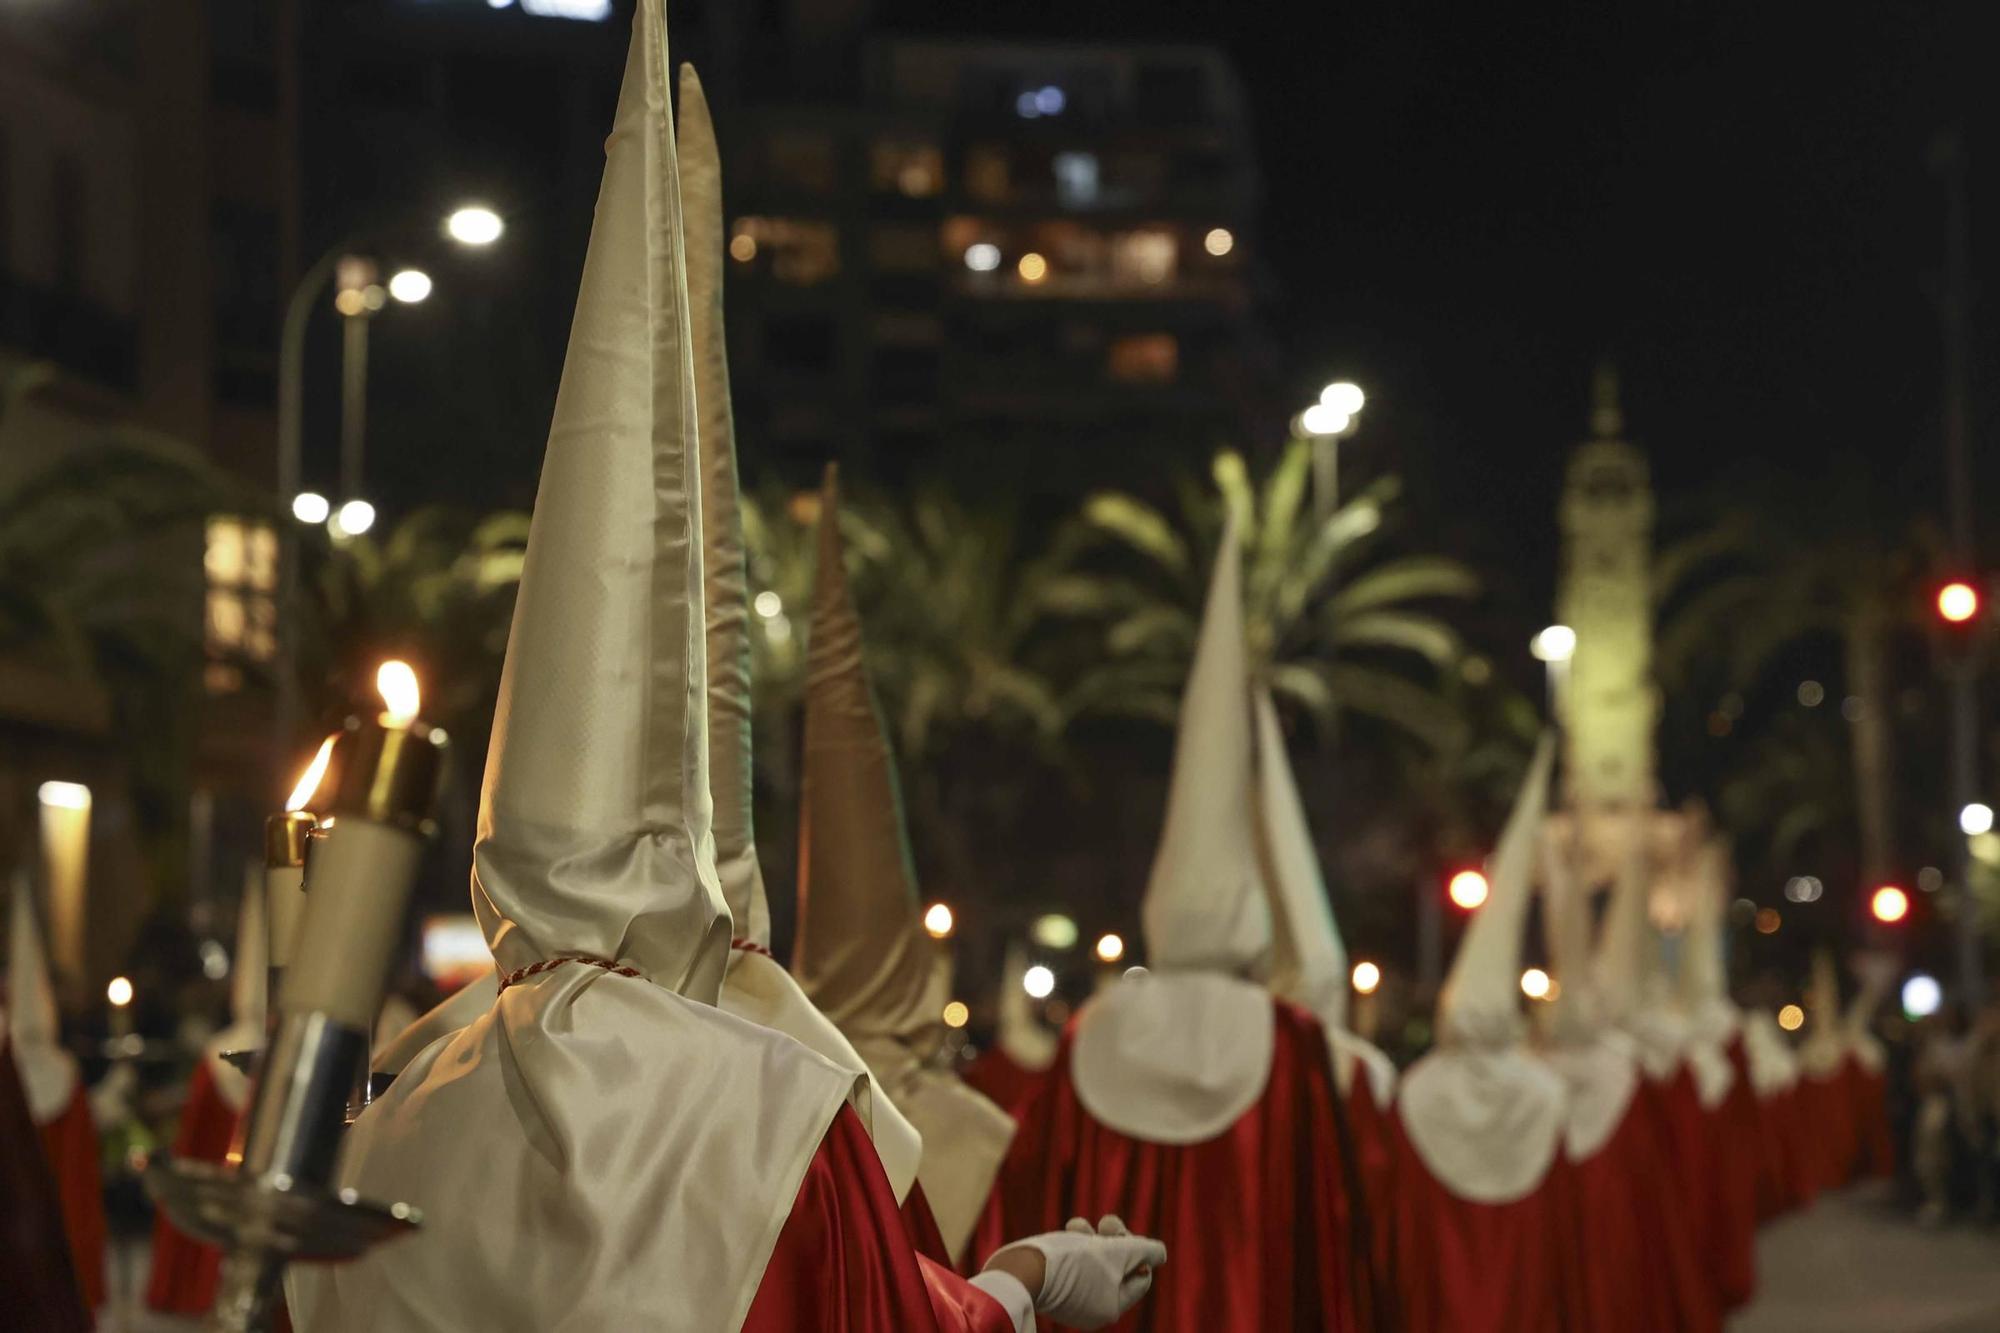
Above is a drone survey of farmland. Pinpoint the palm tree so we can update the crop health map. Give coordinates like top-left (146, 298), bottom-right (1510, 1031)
top-left (1054, 440), bottom-right (1479, 752)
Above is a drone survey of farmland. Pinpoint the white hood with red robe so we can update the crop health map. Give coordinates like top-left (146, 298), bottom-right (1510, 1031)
top-left (1070, 517), bottom-right (1280, 1144)
top-left (290, 8), bottom-right (864, 1325)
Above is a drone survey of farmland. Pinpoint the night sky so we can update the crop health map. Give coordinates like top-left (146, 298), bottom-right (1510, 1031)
top-left (877, 0), bottom-right (1994, 623)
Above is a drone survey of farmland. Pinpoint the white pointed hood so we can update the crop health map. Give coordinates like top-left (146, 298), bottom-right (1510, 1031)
top-left (469, 0), bottom-right (729, 1001)
top-left (1398, 735), bottom-right (1567, 1203)
top-left (1678, 837), bottom-right (1736, 1036)
top-left (203, 881), bottom-right (267, 1111)
top-left (1141, 515), bottom-right (1269, 972)
top-left (1252, 689), bottom-right (1394, 1105)
top-left (996, 942), bottom-right (1057, 1072)
top-left (1799, 950), bottom-right (1847, 1078)
top-left (1538, 828), bottom-right (1640, 1161)
top-left (1595, 823), bottom-right (1689, 1080)
top-left (7, 874), bottom-right (77, 1123)
top-left (680, 64), bottom-right (770, 950)
top-left (291, 14), bottom-right (862, 1327)
top-left (1843, 952), bottom-right (1895, 1074)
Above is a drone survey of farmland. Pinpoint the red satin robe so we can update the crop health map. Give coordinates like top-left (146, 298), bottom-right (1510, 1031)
top-left (1756, 1083), bottom-right (1816, 1217)
top-left (38, 1079), bottom-right (106, 1310)
top-left (1560, 1099), bottom-right (1718, 1333)
top-left (745, 1103), bottom-right (1014, 1333)
top-left (1799, 1067), bottom-right (1857, 1194)
top-left (1706, 1057), bottom-right (1762, 1308)
top-left (975, 1000), bottom-right (1360, 1332)
top-left (1, 1042), bottom-right (91, 1332)
top-left (1339, 1070), bottom-right (1397, 1330)
top-left (902, 1180), bottom-right (955, 1268)
top-left (1387, 1116), bottom-right (1571, 1333)
top-left (964, 1047), bottom-right (1049, 1118)
top-left (146, 1058), bottom-right (242, 1312)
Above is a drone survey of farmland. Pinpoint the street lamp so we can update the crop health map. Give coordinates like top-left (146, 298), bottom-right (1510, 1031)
top-left (275, 205), bottom-right (503, 779)
top-left (1298, 380), bottom-right (1364, 523)
top-left (1531, 624), bottom-right (1576, 720)
top-left (388, 269), bottom-right (433, 304)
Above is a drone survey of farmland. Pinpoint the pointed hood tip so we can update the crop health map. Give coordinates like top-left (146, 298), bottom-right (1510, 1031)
top-left (1254, 688), bottom-right (1347, 1028)
top-left (794, 473), bottom-right (943, 1046)
top-left (471, 0), bottom-right (728, 999)
top-left (1141, 514), bottom-right (1270, 974)
top-left (1438, 733), bottom-right (1555, 1046)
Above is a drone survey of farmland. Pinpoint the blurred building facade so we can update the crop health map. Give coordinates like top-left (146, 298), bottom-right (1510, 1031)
top-left (718, 33), bottom-right (1269, 487)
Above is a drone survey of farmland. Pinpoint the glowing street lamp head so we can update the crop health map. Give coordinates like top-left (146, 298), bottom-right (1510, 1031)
top-left (1448, 868), bottom-right (1490, 911)
top-left (1022, 965), bottom-right (1056, 999)
top-left (446, 206), bottom-right (504, 246)
top-left (1530, 625), bottom-right (1577, 662)
top-left (1094, 932), bottom-right (1126, 964)
top-left (37, 780), bottom-right (92, 811)
top-left (292, 491), bottom-right (331, 524)
top-left (1961, 803), bottom-right (1994, 836)
top-left (1319, 381), bottom-right (1365, 416)
top-left (286, 735), bottom-right (338, 811)
top-left (332, 499), bottom-right (377, 537)
top-left (377, 660), bottom-right (421, 726)
top-left (1937, 581), bottom-right (1980, 624)
top-left (1351, 960), bottom-right (1381, 995)
top-left (1300, 403), bottom-right (1352, 437)
top-left (1902, 973), bottom-right (1942, 1019)
top-left (1870, 885), bottom-right (1909, 924)
top-left (106, 976), bottom-right (134, 1008)
top-left (387, 268), bottom-right (433, 304)
top-left (1520, 967), bottom-right (1551, 1000)
top-left (922, 902), bottom-right (956, 938)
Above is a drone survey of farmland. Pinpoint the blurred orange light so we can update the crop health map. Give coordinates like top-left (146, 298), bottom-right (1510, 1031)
top-left (1777, 1003), bottom-right (1805, 1032)
top-left (1871, 885), bottom-right (1910, 924)
top-left (1017, 252), bottom-right (1049, 283)
top-left (1755, 907), bottom-right (1781, 934)
top-left (1351, 960), bottom-right (1381, 995)
top-left (1937, 582), bottom-right (1980, 624)
top-left (922, 902), bottom-right (955, 938)
top-left (1448, 869), bottom-right (1489, 911)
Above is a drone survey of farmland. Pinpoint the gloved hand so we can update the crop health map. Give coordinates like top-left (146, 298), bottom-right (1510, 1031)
top-left (983, 1215), bottom-right (1167, 1330)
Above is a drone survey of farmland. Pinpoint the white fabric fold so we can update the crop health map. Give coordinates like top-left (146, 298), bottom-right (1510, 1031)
top-left (1070, 971), bottom-right (1275, 1144)
top-left (6, 872), bottom-right (77, 1123)
top-left (865, 1046), bottom-right (1018, 1261)
top-left (369, 968), bottom-right (499, 1078)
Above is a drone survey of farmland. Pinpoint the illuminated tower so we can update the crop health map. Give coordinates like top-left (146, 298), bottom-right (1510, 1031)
top-left (1556, 363), bottom-right (1657, 851)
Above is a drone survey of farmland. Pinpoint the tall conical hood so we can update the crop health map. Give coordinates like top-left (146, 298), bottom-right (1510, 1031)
top-left (7, 874), bottom-right (77, 1122)
top-left (1141, 516), bottom-right (1269, 972)
top-left (470, 0), bottom-right (729, 1001)
top-left (679, 65), bottom-right (770, 949)
top-left (1438, 734), bottom-right (1554, 1047)
top-left (1593, 822), bottom-right (1653, 1024)
top-left (793, 465), bottom-right (945, 1046)
top-left (1253, 688), bottom-right (1346, 1027)
top-left (1800, 948), bottom-right (1846, 1074)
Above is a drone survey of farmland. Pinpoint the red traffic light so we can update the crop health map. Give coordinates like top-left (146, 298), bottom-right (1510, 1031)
top-left (1937, 581), bottom-right (1981, 624)
top-left (1447, 869), bottom-right (1490, 911)
top-left (1870, 885), bottom-right (1910, 924)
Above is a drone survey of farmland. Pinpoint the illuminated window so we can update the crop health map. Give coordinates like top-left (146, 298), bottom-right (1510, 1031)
top-left (732, 217), bottom-right (839, 286)
top-left (870, 140), bottom-right (944, 198)
top-left (1053, 152), bottom-right (1100, 208)
top-left (1111, 230), bottom-right (1176, 286)
top-left (204, 516), bottom-right (277, 685)
top-left (1107, 334), bottom-right (1179, 384)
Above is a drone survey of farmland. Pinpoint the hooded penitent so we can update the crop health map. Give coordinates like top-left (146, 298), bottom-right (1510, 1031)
top-left (1597, 827), bottom-right (1691, 1081)
top-left (1070, 517), bottom-right (1280, 1144)
top-left (1538, 827), bottom-right (1637, 1162)
top-left (1675, 836), bottom-right (1740, 1108)
top-left (681, 65), bottom-right (922, 1210)
top-left (1252, 688), bottom-right (1394, 1107)
top-left (289, 10), bottom-right (862, 1325)
top-left (7, 873), bottom-right (77, 1125)
top-left (1398, 735), bottom-right (1566, 1203)
top-left (1798, 950), bottom-right (1847, 1078)
top-left (793, 465), bottom-right (1012, 1261)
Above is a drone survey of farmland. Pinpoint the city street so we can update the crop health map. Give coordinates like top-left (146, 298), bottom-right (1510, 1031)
top-left (1734, 1185), bottom-right (2000, 1333)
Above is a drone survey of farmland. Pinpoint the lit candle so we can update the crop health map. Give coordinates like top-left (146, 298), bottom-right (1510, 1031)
top-left (265, 735), bottom-right (333, 975)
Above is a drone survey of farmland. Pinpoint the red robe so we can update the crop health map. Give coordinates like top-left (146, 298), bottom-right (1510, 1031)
top-left (1798, 1067), bottom-right (1857, 1194)
top-left (2, 1043), bottom-right (91, 1332)
top-left (1387, 1116), bottom-right (1570, 1333)
top-left (146, 1059), bottom-right (242, 1312)
top-left (975, 1001), bottom-right (1360, 1332)
top-left (1845, 1058), bottom-right (1894, 1181)
top-left (964, 1047), bottom-right (1050, 1119)
top-left (1703, 1045), bottom-right (1761, 1308)
top-left (1559, 1102), bottom-right (1718, 1333)
top-left (37, 1079), bottom-right (106, 1310)
top-left (1340, 1072), bottom-right (1397, 1330)
top-left (902, 1180), bottom-right (955, 1268)
top-left (745, 1104), bottom-right (1014, 1333)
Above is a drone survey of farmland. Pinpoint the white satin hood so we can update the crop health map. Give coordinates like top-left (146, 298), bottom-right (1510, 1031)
top-left (1141, 517), bottom-right (1270, 973)
top-left (1540, 1037), bottom-right (1638, 1162)
top-left (7, 874), bottom-right (76, 1123)
top-left (680, 64), bottom-right (770, 949)
top-left (1253, 689), bottom-right (1348, 1031)
top-left (469, 0), bottom-right (727, 1003)
top-left (1436, 735), bottom-right (1553, 1049)
top-left (370, 967), bottom-right (499, 1078)
top-left (1331, 1028), bottom-right (1397, 1107)
top-left (721, 947), bottom-right (924, 1207)
top-left (1742, 1009), bottom-right (1800, 1098)
top-left (1070, 970), bottom-right (1275, 1145)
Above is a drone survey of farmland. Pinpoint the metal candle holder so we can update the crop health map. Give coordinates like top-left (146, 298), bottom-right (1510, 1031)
top-left (148, 712), bottom-right (447, 1332)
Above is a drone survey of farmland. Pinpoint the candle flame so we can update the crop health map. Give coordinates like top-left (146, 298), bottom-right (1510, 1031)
top-left (377, 660), bottom-right (421, 726)
top-left (285, 736), bottom-right (337, 812)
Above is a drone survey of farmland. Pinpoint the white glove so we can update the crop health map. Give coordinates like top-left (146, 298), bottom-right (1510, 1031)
top-left (988, 1215), bottom-right (1167, 1330)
